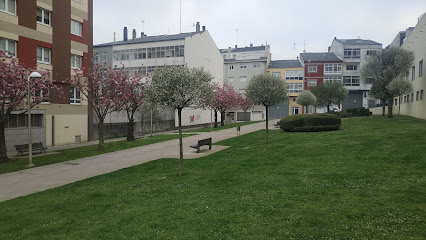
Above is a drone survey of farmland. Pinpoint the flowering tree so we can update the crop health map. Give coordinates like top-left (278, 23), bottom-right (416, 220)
top-left (388, 78), bottom-right (413, 121)
top-left (296, 90), bottom-right (317, 113)
top-left (238, 94), bottom-right (254, 121)
top-left (145, 66), bottom-right (213, 176)
top-left (211, 83), bottom-right (240, 126)
top-left (114, 73), bottom-right (146, 141)
top-left (246, 73), bottom-right (287, 144)
top-left (73, 62), bottom-right (124, 150)
top-left (0, 50), bottom-right (57, 163)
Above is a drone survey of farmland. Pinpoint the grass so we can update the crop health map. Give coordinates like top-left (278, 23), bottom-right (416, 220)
top-left (0, 115), bottom-right (425, 239)
top-left (0, 134), bottom-right (194, 175)
top-left (184, 120), bottom-right (263, 132)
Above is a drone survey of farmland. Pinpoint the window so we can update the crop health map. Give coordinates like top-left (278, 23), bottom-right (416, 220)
top-left (411, 93), bottom-right (414, 102)
top-left (156, 47), bottom-right (165, 58)
top-left (344, 48), bottom-right (361, 58)
top-left (324, 77), bottom-right (342, 83)
top-left (94, 51), bottom-right (107, 62)
top-left (165, 46), bottom-right (174, 57)
top-left (0, 0), bottom-right (16, 14)
top-left (324, 63), bottom-right (342, 73)
top-left (73, 0), bottom-right (82, 2)
top-left (272, 72), bottom-right (281, 78)
top-left (416, 91), bottom-right (420, 101)
top-left (419, 60), bottom-right (423, 77)
top-left (71, 20), bottom-right (83, 36)
top-left (412, 66), bottom-right (415, 80)
top-left (70, 87), bottom-right (81, 104)
top-left (253, 64), bottom-right (260, 69)
top-left (420, 90), bottom-right (424, 100)
top-left (240, 65), bottom-right (247, 69)
top-left (404, 95), bottom-right (407, 103)
top-left (229, 65), bottom-right (234, 70)
top-left (308, 66), bottom-right (317, 73)
top-left (5, 114), bottom-right (43, 128)
top-left (71, 54), bottom-right (82, 69)
top-left (35, 84), bottom-right (50, 103)
top-left (239, 76), bottom-right (246, 82)
top-left (37, 8), bottom-right (51, 26)
top-left (287, 83), bottom-right (303, 93)
top-left (346, 65), bottom-right (358, 71)
top-left (366, 50), bottom-right (377, 56)
top-left (0, 37), bottom-right (16, 56)
top-left (37, 46), bottom-right (51, 64)
top-left (229, 77), bottom-right (233, 83)
top-left (285, 70), bottom-right (303, 80)
top-left (406, 71), bottom-right (410, 81)
top-left (394, 99), bottom-right (398, 105)
top-left (307, 79), bottom-right (317, 86)
top-left (343, 76), bottom-right (360, 86)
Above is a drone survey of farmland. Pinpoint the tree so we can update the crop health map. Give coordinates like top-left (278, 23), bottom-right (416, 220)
top-left (145, 66), bottom-right (213, 176)
top-left (238, 95), bottom-right (254, 121)
top-left (388, 78), bottom-right (413, 121)
top-left (311, 81), bottom-right (348, 112)
top-left (296, 90), bottom-right (317, 113)
top-left (114, 73), bottom-right (146, 141)
top-left (211, 83), bottom-right (240, 126)
top-left (246, 73), bottom-right (287, 144)
top-left (73, 61), bottom-right (123, 150)
top-left (361, 47), bottom-right (415, 118)
top-left (0, 50), bottom-right (58, 163)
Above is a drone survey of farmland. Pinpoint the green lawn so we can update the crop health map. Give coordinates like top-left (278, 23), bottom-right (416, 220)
top-left (0, 134), bottom-right (193, 175)
top-left (184, 120), bottom-right (263, 132)
top-left (0, 116), bottom-right (425, 239)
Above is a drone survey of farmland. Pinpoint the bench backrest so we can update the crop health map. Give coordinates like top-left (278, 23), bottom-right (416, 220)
top-left (198, 138), bottom-right (211, 146)
top-left (32, 142), bottom-right (45, 149)
top-left (15, 144), bottom-right (29, 151)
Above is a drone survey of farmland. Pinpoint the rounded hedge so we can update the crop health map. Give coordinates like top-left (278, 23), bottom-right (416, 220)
top-left (279, 113), bottom-right (341, 132)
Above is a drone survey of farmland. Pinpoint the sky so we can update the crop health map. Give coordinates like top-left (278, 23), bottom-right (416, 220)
top-left (94, 0), bottom-right (426, 60)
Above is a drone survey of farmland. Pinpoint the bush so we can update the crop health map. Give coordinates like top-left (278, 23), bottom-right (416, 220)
top-left (346, 107), bottom-right (372, 117)
top-left (279, 114), bottom-right (341, 132)
top-left (328, 111), bottom-right (350, 118)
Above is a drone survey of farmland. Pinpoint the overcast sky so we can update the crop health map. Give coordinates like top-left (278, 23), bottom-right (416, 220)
top-left (94, 0), bottom-right (425, 60)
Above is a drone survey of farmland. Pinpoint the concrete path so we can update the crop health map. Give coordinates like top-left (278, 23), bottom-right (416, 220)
top-left (0, 121), bottom-right (278, 202)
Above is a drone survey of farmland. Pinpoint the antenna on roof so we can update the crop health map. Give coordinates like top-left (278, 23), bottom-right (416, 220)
top-left (236, 29), bottom-right (239, 46)
top-left (303, 40), bottom-right (306, 53)
top-left (179, 0), bottom-right (182, 33)
top-left (113, 32), bottom-right (116, 43)
top-left (140, 19), bottom-right (144, 32)
top-left (294, 43), bottom-right (296, 59)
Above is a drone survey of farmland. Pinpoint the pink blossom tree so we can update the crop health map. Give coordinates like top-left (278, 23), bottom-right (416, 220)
top-left (73, 61), bottom-right (124, 150)
top-left (238, 94), bottom-right (254, 121)
top-left (0, 50), bottom-right (58, 163)
top-left (211, 83), bottom-right (240, 126)
top-left (113, 73), bottom-right (147, 141)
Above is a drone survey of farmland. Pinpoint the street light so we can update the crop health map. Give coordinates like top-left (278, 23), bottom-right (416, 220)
top-left (26, 71), bottom-right (41, 168)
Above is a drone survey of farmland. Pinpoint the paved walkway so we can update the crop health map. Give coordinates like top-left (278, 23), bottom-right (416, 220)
top-left (0, 121), bottom-right (278, 202)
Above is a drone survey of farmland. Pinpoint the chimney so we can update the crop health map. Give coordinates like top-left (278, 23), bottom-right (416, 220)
top-left (123, 27), bottom-right (128, 41)
top-left (196, 22), bottom-right (200, 32)
top-left (250, 43), bottom-right (253, 48)
top-left (202, 26), bottom-right (206, 31)
top-left (235, 45), bottom-right (237, 49)
top-left (132, 29), bottom-right (136, 39)
top-left (141, 32), bottom-right (144, 37)
top-left (328, 46), bottom-right (331, 52)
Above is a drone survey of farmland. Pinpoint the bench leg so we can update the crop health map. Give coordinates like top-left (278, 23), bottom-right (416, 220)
top-left (209, 143), bottom-right (212, 150)
top-left (197, 146), bottom-right (200, 153)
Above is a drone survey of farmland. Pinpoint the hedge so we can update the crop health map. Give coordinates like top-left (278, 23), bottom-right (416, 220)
top-left (279, 113), bottom-right (341, 132)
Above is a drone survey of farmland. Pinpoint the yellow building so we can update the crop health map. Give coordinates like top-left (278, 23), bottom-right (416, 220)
top-left (267, 60), bottom-right (304, 115)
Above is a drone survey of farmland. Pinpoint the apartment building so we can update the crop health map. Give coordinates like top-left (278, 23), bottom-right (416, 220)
top-left (220, 44), bottom-right (271, 121)
top-left (94, 22), bottom-right (224, 128)
top-left (267, 60), bottom-right (304, 117)
top-left (1, 0), bottom-right (93, 151)
top-left (299, 52), bottom-right (343, 113)
top-left (329, 38), bottom-right (382, 110)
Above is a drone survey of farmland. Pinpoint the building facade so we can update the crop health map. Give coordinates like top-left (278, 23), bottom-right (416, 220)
top-left (94, 22), bottom-right (224, 128)
top-left (267, 60), bottom-right (304, 117)
top-left (329, 38), bottom-right (382, 110)
top-left (1, 0), bottom-right (93, 151)
top-left (220, 44), bottom-right (271, 121)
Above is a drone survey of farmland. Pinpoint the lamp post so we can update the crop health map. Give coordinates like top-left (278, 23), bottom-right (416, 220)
top-left (26, 71), bottom-right (42, 168)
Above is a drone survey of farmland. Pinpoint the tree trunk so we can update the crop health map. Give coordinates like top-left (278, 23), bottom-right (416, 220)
top-left (0, 122), bottom-right (9, 163)
top-left (220, 111), bottom-right (225, 126)
top-left (127, 118), bottom-right (135, 141)
top-left (327, 104), bottom-right (330, 113)
top-left (387, 97), bottom-right (393, 118)
top-left (178, 108), bottom-right (183, 176)
top-left (381, 98), bottom-right (385, 116)
top-left (214, 110), bottom-right (218, 128)
top-left (98, 119), bottom-right (105, 150)
top-left (265, 105), bottom-right (269, 144)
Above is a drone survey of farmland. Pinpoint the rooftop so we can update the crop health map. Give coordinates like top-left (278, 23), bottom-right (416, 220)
top-left (300, 52), bottom-right (342, 62)
top-left (220, 45), bottom-right (266, 53)
top-left (94, 32), bottom-right (200, 48)
top-left (268, 60), bottom-right (302, 69)
top-left (224, 57), bottom-right (268, 63)
top-left (334, 38), bottom-right (382, 46)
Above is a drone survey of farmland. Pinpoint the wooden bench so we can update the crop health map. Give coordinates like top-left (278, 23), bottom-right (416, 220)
top-left (14, 142), bottom-right (48, 156)
top-left (190, 138), bottom-right (212, 153)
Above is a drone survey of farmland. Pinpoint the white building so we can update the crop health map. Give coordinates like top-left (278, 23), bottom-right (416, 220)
top-left (94, 22), bottom-right (224, 128)
top-left (329, 38), bottom-right (382, 110)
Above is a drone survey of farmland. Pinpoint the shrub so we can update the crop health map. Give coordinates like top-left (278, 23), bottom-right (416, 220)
top-left (328, 110), bottom-right (350, 118)
top-left (279, 114), bottom-right (341, 132)
top-left (346, 107), bottom-right (372, 117)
